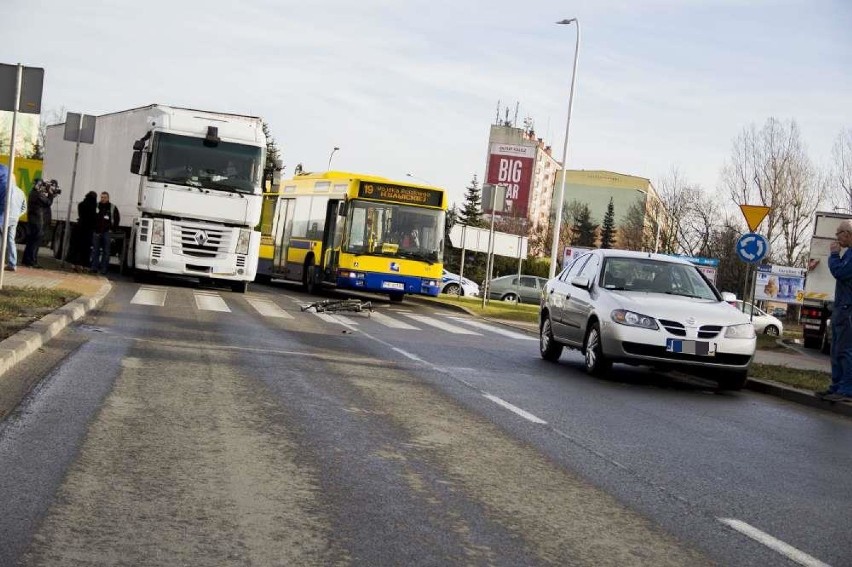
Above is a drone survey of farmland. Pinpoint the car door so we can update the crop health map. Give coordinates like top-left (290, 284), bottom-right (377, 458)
top-left (519, 276), bottom-right (540, 303)
top-left (562, 253), bottom-right (601, 345)
top-left (549, 253), bottom-right (590, 341)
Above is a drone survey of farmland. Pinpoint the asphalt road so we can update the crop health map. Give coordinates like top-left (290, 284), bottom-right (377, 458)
top-left (1, 276), bottom-right (849, 566)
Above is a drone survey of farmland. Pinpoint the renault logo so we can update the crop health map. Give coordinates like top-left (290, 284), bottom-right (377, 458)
top-left (193, 230), bottom-right (209, 246)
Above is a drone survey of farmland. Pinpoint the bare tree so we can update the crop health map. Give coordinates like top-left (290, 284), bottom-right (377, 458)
top-left (618, 200), bottom-right (648, 251)
top-left (831, 128), bottom-right (852, 211)
top-left (722, 117), bottom-right (821, 263)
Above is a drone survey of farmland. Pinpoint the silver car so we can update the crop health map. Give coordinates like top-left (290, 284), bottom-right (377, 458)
top-left (539, 249), bottom-right (756, 390)
top-left (487, 274), bottom-right (548, 303)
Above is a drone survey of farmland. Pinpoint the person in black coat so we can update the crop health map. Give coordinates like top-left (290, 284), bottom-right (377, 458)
top-left (71, 191), bottom-right (98, 270)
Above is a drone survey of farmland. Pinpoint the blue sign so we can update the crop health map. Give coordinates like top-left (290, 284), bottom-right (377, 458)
top-left (736, 233), bottom-right (768, 263)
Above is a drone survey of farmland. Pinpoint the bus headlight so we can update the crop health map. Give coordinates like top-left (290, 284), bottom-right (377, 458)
top-left (236, 229), bottom-right (251, 255)
top-left (151, 219), bottom-right (165, 245)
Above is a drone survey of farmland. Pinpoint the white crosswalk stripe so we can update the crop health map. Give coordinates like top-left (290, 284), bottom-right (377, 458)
top-left (401, 313), bottom-right (481, 335)
top-left (447, 316), bottom-right (537, 341)
top-left (370, 311), bottom-right (420, 329)
top-left (194, 291), bottom-right (231, 313)
top-left (130, 286), bottom-right (168, 306)
top-left (245, 297), bottom-right (294, 319)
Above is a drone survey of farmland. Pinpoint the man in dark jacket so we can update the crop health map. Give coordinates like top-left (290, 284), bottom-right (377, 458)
top-left (22, 179), bottom-right (56, 267)
top-left (90, 191), bottom-right (120, 274)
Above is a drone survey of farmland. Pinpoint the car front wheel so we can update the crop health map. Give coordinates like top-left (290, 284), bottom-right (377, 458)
top-left (443, 283), bottom-right (461, 296)
top-left (584, 322), bottom-right (612, 377)
top-left (539, 316), bottom-right (563, 362)
top-left (502, 293), bottom-right (519, 303)
top-left (763, 325), bottom-right (779, 336)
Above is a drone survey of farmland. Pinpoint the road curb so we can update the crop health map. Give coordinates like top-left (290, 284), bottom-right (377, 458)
top-left (0, 280), bottom-right (112, 380)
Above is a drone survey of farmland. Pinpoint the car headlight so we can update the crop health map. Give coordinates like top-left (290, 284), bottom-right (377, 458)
top-left (725, 323), bottom-right (756, 339)
top-left (611, 309), bottom-right (659, 330)
top-left (236, 229), bottom-right (251, 255)
top-left (151, 219), bottom-right (165, 245)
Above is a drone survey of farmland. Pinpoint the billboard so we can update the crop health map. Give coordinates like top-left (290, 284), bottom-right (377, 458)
top-left (484, 142), bottom-right (535, 217)
top-left (755, 264), bottom-right (806, 304)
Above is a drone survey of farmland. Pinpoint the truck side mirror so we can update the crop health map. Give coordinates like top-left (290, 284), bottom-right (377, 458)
top-left (130, 150), bottom-right (143, 174)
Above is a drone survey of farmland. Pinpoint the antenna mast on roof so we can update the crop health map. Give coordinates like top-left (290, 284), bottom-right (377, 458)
top-left (495, 100), bottom-right (501, 125)
top-left (513, 102), bottom-right (519, 128)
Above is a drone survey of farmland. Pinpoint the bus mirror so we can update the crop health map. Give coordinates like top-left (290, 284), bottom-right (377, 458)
top-left (337, 201), bottom-right (347, 217)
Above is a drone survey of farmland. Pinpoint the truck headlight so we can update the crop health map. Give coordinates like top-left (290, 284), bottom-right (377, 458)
top-left (725, 323), bottom-right (756, 339)
top-left (151, 219), bottom-right (165, 245)
top-left (236, 229), bottom-right (250, 255)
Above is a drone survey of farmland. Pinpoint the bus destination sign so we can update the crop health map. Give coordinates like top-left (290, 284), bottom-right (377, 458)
top-left (358, 181), bottom-right (443, 207)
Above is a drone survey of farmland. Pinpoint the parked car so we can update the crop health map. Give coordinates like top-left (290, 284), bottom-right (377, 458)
top-left (487, 274), bottom-right (548, 304)
top-left (539, 249), bottom-right (756, 390)
top-left (733, 301), bottom-right (784, 336)
top-left (771, 307), bottom-right (787, 319)
top-left (441, 269), bottom-right (480, 297)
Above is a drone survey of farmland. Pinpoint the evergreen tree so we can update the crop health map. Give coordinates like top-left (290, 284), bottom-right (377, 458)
top-left (459, 174), bottom-right (486, 227)
top-left (570, 203), bottom-right (599, 247)
top-left (599, 197), bottom-right (616, 249)
top-left (262, 122), bottom-right (283, 189)
top-left (28, 139), bottom-right (44, 160)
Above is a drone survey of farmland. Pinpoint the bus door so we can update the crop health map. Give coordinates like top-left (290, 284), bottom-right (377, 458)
top-left (272, 197), bottom-right (295, 274)
top-left (319, 199), bottom-right (346, 281)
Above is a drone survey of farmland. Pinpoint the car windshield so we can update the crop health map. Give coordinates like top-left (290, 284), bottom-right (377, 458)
top-left (600, 257), bottom-right (719, 300)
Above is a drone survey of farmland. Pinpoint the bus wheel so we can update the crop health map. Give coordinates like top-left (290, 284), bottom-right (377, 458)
top-left (389, 292), bottom-right (404, 303)
top-left (302, 257), bottom-right (317, 294)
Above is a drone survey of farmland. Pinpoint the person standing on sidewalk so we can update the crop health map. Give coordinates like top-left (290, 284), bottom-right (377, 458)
top-left (90, 191), bottom-right (120, 275)
top-left (22, 179), bottom-right (56, 267)
top-left (0, 164), bottom-right (28, 272)
top-left (71, 191), bottom-right (98, 270)
top-left (823, 220), bottom-right (852, 402)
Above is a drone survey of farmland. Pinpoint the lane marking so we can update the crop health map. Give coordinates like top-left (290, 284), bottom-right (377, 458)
top-left (245, 297), bottom-right (294, 319)
top-left (370, 311), bottom-right (419, 329)
top-left (193, 292), bottom-right (231, 313)
top-left (312, 312), bottom-right (360, 331)
top-left (402, 313), bottom-right (480, 335)
top-left (130, 286), bottom-right (167, 306)
top-left (483, 394), bottom-right (547, 424)
top-left (718, 518), bottom-right (831, 567)
top-left (392, 347), bottom-right (425, 363)
top-left (447, 316), bottom-right (537, 341)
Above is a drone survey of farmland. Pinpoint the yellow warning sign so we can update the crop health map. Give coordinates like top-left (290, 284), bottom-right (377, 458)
top-left (739, 205), bottom-right (771, 232)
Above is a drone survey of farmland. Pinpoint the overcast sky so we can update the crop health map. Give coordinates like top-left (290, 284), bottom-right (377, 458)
top-left (2, 0), bottom-right (850, 208)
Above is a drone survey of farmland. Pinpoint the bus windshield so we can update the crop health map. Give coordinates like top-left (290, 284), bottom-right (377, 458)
top-left (344, 199), bottom-right (445, 264)
top-left (149, 132), bottom-right (263, 194)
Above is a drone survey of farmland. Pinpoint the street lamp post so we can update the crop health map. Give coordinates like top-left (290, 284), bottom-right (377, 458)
top-left (327, 146), bottom-right (340, 170)
top-left (549, 17), bottom-right (581, 279)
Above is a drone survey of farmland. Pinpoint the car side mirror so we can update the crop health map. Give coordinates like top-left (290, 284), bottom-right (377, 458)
top-left (571, 276), bottom-right (590, 290)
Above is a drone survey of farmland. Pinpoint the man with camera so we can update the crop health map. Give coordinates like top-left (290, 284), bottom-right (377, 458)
top-left (22, 179), bottom-right (59, 268)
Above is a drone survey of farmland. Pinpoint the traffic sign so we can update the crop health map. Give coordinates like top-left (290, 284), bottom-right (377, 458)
top-left (736, 233), bottom-right (768, 263)
top-left (739, 205), bottom-right (771, 232)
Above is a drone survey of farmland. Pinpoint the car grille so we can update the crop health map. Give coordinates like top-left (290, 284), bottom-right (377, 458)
top-left (658, 320), bottom-right (722, 339)
top-left (622, 342), bottom-right (751, 366)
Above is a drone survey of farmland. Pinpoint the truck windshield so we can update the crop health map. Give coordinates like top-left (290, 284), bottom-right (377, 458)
top-left (343, 199), bottom-right (445, 264)
top-left (149, 132), bottom-right (263, 194)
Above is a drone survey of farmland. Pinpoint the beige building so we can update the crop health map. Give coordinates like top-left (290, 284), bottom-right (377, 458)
top-left (552, 169), bottom-right (671, 251)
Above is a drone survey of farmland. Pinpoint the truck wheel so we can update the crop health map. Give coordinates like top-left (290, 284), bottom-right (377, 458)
top-left (803, 336), bottom-right (821, 349)
top-left (52, 222), bottom-right (65, 259)
top-left (231, 281), bottom-right (248, 293)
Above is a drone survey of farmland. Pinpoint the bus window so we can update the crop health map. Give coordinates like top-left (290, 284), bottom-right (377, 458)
top-left (259, 195), bottom-right (277, 236)
top-left (291, 196), bottom-right (312, 238)
top-left (307, 196), bottom-right (328, 239)
top-left (348, 206), bottom-right (366, 249)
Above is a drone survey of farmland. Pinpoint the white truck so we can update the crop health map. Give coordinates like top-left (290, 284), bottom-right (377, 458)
top-left (801, 210), bottom-right (852, 351)
top-left (45, 104), bottom-right (266, 292)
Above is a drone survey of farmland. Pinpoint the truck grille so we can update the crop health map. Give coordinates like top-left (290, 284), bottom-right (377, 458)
top-left (172, 222), bottom-right (230, 259)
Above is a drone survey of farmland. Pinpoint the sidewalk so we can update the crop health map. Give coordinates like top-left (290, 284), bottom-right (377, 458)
top-left (0, 259), bottom-right (112, 379)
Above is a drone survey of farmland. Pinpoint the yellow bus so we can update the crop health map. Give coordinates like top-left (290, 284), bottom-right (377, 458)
top-left (256, 171), bottom-right (447, 301)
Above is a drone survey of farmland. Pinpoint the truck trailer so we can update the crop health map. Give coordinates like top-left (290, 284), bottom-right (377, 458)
top-left (44, 104), bottom-right (266, 292)
top-left (801, 210), bottom-right (852, 351)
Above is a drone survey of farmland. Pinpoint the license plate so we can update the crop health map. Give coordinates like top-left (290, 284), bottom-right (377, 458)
top-left (666, 339), bottom-right (716, 356)
top-left (382, 281), bottom-right (405, 290)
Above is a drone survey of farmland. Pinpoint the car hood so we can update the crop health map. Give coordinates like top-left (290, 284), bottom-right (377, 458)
top-left (605, 292), bottom-right (752, 326)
